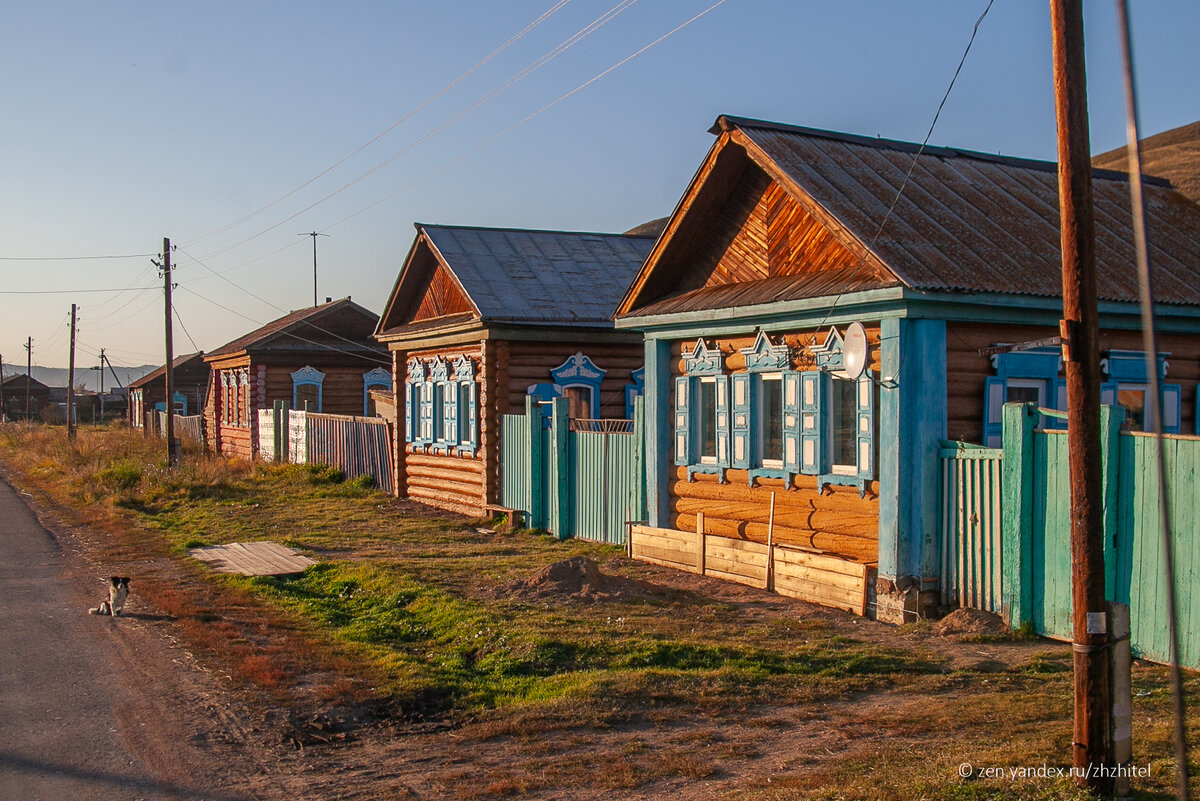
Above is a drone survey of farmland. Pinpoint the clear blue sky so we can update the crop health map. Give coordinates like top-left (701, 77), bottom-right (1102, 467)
top-left (2, 1), bottom-right (1197, 378)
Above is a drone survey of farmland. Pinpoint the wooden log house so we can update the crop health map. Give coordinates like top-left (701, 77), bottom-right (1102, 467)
top-left (615, 115), bottom-right (1200, 622)
top-left (127, 352), bottom-right (209, 429)
top-left (0, 373), bottom-right (51, 421)
top-left (374, 224), bottom-right (654, 516)
top-left (203, 297), bottom-right (391, 459)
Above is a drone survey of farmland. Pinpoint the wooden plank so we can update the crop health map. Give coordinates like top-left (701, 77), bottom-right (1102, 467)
top-left (704, 566), bottom-right (765, 588)
top-left (771, 560), bottom-right (866, 592)
top-left (631, 543), bottom-right (700, 571)
top-left (190, 541), bottom-right (316, 576)
top-left (774, 573), bottom-right (865, 615)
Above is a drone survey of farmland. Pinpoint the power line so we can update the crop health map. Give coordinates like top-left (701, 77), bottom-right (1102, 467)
top-left (0, 286), bottom-right (159, 295)
top-left (194, 0), bottom-right (640, 262)
top-left (0, 253), bottom-right (155, 261)
top-left (182, 0), bottom-right (574, 249)
top-left (173, 306), bottom-right (201, 354)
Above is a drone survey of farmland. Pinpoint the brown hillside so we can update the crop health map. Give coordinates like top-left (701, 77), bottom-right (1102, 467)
top-left (1093, 120), bottom-right (1200, 204)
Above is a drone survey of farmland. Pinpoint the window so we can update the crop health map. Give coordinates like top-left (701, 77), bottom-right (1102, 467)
top-left (830, 377), bottom-right (857, 474)
top-left (549, 352), bottom-right (606, 420)
top-left (291, 366), bottom-right (324, 413)
top-left (1101, 350), bottom-right (1180, 433)
top-left (982, 348), bottom-right (1064, 447)
top-left (362, 367), bottom-right (391, 416)
top-left (758, 373), bottom-right (783, 468)
top-left (673, 339), bottom-right (728, 480)
top-left (696, 377), bottom-right (717, 463)
top-left (404, 355), bottom-right (477, 455)
top-left (564, 386), bottom-right (593, 420)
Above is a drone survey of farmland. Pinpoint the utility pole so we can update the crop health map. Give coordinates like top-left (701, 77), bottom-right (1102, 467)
top-left (0, 352), bottom-right (5, 422)
top-left (67, 303), bottom-right (77, 440)
top-left (299, 231), bottom-right (328, 308)
top-left (24, 337), bottom-right (32, 420)
top-left (97, 348), bottom-right (106, 424)
top-left (159, 238), bottom-right (180, 465)
top-left (1049, 0), bottom-right (1109, 791)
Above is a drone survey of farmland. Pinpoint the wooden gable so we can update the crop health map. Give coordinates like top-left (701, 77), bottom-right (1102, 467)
top-left (413, 261), bottom-right (473, 322)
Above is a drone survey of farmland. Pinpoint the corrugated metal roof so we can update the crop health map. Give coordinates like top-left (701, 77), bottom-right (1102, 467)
top-left (718, 116), bottom-right (1200, 306)
top-left (422, 225), bottom-right (654, 324)
top-left (624, 268), bottom-right (896, 318)
top-left (207, 297), bottom-right (382, 358)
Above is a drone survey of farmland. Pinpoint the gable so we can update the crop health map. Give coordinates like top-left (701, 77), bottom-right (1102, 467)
top-left (413, 261), bottom-right (473, 323)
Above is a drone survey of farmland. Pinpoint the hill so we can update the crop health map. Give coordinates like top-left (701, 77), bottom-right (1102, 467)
top-left (1093, 120), bottom-right (1200, 204)
top-left (0, 364), bottom-right (157, 391)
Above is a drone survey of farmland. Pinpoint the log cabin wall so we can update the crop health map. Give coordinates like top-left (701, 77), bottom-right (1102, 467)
top-left (946, 321), bottom-right (1200, 444)
top-left (666, 327), bottom-right (883, 566)
top-left (403, 343), bottom-right (487, 516)
top-left (503, 340), bottom-right (644, 420)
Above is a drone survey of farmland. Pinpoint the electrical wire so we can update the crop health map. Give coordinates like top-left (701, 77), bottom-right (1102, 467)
top-left (194, 0), bottom-right (640, 261)
top-left (173, 306), bottom-right (201, 354)
top-left (0, 253), bottom-right (155, 261)
top-left (326, 0), bottom-right (731, 231)
top-left (0, 286), bottom-right (159, 295)
top-left (183, 0), bottom-right (574, 249)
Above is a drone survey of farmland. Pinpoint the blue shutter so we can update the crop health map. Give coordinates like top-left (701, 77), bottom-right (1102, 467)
top-left (1099, 381), bottom-right (1118, 408)
top-left (674, 376), bottom-right (690, 466)
top-left (983, 376), bottom-right (1006, 448)
top-left (444, 380), bottom-right (458, 449)
top-left (799, 370), bottom-right (827, 475)
top-left (1045, 378), bottom-right (1068, 430)
top-left (782, 371), bottom-right (801, 473)
top-left (714, 375), bottom-right (730, 468)
top-left (1163, 384), bottom-right (1182, 434)
top-left (404, 381), bottom-right (415, 443)
top-left (730, 373), bottom-right (751, 469)
top-left (467, 381), bottom-right (478, 453)
top-left (856, 374), bottom-right (875, 480)
top-left (420, 381), bottom-right (434, 444)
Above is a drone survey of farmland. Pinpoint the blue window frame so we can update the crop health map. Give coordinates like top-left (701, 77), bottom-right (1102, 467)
top-left (362, 367), bottom-right (391, 416)
top-left (1100, 349), bottom-right (1180, 433)
top-left (291, 366), bottom-right (324, 413)
top-left (404, 355), bottom-right (477, 455)
top-left (982, 348), bottom-right (1064, 447)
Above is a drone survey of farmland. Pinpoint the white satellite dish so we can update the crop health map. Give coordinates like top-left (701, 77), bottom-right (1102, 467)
top-left (843, 322), bottom-right (868, 379)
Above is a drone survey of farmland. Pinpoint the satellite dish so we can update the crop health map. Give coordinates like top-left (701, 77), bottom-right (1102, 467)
top-left (843, 322), bottom-right (868, 379)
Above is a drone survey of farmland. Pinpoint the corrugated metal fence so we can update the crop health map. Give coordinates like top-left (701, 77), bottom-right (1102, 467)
top-left (939, 443), bottom-right (1003, 614)
top-left (257, 408), bottom-right (394, 493)
top-left (501, 396), bottom-right (644, 543)
top-left (147, 411), bottom-right (205, 442)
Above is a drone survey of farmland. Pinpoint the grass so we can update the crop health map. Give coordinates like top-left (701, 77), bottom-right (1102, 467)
top-left (3, 422), bottom-right (1200, 800)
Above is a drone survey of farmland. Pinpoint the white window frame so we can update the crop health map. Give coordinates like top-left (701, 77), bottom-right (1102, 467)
top-left (696, 376), bottom-right (718, 466)
top-left (756, 372), bottom-right (784, 470)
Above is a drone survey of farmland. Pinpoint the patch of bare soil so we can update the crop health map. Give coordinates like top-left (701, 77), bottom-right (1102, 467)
top-left (498, 555), bottom-right (679, 603)
top-left (933, 607), bottom-right (1010, 638)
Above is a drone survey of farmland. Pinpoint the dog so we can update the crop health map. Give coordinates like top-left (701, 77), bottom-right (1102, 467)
top-left (89, 576), bottom-right (131, 616)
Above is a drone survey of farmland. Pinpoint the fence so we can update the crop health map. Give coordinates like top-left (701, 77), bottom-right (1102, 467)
top-left (941, 401), bottom-right (1200, 668)
top-left (500, 396), bottom-right (645, 543)
top-left (257, 406), bottom-right (394, 493)
top-left (146, 411), bottom-right (205, 442)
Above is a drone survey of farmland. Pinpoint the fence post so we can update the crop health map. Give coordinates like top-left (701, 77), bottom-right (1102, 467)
top-left (549, 396), bottom-right (571, 540)
top-left (1099, 403), bottom-right (1124, 595)
top-left (632, 395), bottom-right (646, 522)
top-left (1001, 402), bottom-right (1037, 628)
top-left (525, 396), bottom-right (545, 530)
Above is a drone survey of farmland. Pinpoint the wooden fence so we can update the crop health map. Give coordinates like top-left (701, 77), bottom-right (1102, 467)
top-left (943, 401), bottom-right (1200, 668)
top-left (500, 396), bottom-right (644, 543)
top-left (629, 525), bottom-right (873, 615)
top-left (147, 411), bottom-right (205, 442)
top-left (257, 407), bottom-right (394, 493)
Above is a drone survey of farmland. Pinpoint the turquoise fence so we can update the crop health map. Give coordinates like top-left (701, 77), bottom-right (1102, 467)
top-left (501, 396), bottom-right (645, 543)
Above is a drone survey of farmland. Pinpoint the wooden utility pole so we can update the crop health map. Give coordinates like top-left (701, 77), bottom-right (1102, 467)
top-left (97, 348), bottom-right (106, 423)
top-left (67, 303), bottom-right (78, 440)
top-left (162, 238), bottom-right (180, 465)
top-left (1049, 0), bottom-right (1110, 791)
top-left (24, 337), bottom-right (32, 420)
top-left (0, 353), bottom-right (6, 422)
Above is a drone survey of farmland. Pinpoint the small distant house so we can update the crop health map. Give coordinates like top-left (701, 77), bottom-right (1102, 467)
top-left (0, 373), bottom-right (51, 421)
top-left (203, 297), bottom-right (390, 459)
top-left (374, 224), bottom-right (654, 515)
top-left (616, 115), bottom-right (1200, 621)
top-left (127, 352), bottom-right (209, 429)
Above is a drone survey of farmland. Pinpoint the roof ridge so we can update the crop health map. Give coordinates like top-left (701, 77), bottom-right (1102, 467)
top-left (415, 222), bottom-right (655, 239)
top-left (712, 114), bottom-right (1169, 186)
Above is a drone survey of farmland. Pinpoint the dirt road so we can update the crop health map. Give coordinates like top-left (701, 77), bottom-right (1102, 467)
top-left (0, 477), bottom-right (260, 801)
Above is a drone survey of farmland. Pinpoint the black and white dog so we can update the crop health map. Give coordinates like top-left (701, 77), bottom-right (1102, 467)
top-left (89, 576), bottom-right (131, 616)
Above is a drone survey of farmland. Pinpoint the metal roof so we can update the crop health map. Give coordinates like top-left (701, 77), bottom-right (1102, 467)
top-left (127, 352), bottom-right (205, 389)
top-left (421, 225), bottom-right (655, 325)
top-left (207, 297), bottom-right (383, 359)
top-left (715, 116), bottom-right (1200, 306)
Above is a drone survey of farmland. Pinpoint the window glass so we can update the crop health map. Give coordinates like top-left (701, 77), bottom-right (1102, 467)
top-left (831, 377), bottom-right (857, 469)
top-left (295, 383), bottom-right (319, 411)
top-left (1006, 385), bottom-right (1042, 406)
top-left (459, 383), bottom-right (471, 443)
top-left (697, 379), bottom-right (717, 462)
top-left (564, 386), bottom-right (592, 420)
top-left (1117, 388), bottom-right (1146, 430)
top-left (760, 375), bottom-right (783, 466)
top-left (432, 383), bottom-right (444, 440)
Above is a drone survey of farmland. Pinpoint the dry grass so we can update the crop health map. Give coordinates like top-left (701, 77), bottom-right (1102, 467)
top-left (4, 422), bottom-right (1200, 800)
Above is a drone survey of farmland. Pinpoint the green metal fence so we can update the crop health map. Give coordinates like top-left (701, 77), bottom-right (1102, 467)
top-left (939, 442), bottom-right (1004, 613)
top-left (500, 396), bottom-right (645, 543)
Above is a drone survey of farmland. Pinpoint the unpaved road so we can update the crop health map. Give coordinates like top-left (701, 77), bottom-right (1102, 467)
top-left (0, 477), bottom-right (259, 801)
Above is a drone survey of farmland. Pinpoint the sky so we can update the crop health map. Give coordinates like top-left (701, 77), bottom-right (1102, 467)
top-left (2, 1), bottom-right (1198, 381)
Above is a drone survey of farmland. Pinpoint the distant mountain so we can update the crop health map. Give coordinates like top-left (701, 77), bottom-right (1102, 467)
top-left (0, 364), bottom-right (157, 391)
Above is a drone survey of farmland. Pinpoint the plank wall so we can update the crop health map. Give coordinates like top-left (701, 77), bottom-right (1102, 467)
top-left (668, 329), bottom-right (883, 565)
top-left (503, 340), bottom-right (643, 420)
top-left (946, 322), bottom-right (1200, 444)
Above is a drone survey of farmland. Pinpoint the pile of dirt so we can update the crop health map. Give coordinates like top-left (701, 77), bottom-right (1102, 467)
top-left (933, 608), bottom-right (1010, 637)
top-left (502, 556), bottom-right (666, 603)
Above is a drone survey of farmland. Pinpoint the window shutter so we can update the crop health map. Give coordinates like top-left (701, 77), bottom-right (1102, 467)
top-left (782, 371), bottom-right (801, 473)
top-left (1045, 378), bottom-right (1068, 430)
top-left (467, 381), bottom-right (478, 453)
top-left (714, 375), bottom-right (731, 468)
top-left (731, 373), bottom-right (752, 469)
top-left (674, 376), bottom-right (690, 466)
top-left (856, 374), bottom-right (875, 480)
top-left (799, 370), bottom-right (827, 475)
top-left (420, 380), bottom-right (434, 444)
top-left (444, 381), bottom-right (458, 447)
top-left (404, 382), bottom-right (415, 444)
top-left (983, 376), bottom-right (1006, 448)
top-left (1099, 381), bottom-right (1118, 408)
top-left (1163, 384), bottom-right (1182, 434)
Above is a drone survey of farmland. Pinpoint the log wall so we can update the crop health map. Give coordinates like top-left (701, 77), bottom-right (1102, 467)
top-left (504, 340), bottom-right (644, 421)
top-left (945, 322), bottom-right (1200, 444)
top-left (667, 329), bottom-right (883, 566)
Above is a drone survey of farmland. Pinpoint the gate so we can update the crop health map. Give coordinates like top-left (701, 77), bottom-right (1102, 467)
top-left (939, 442), bottom-right (1003, 613)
